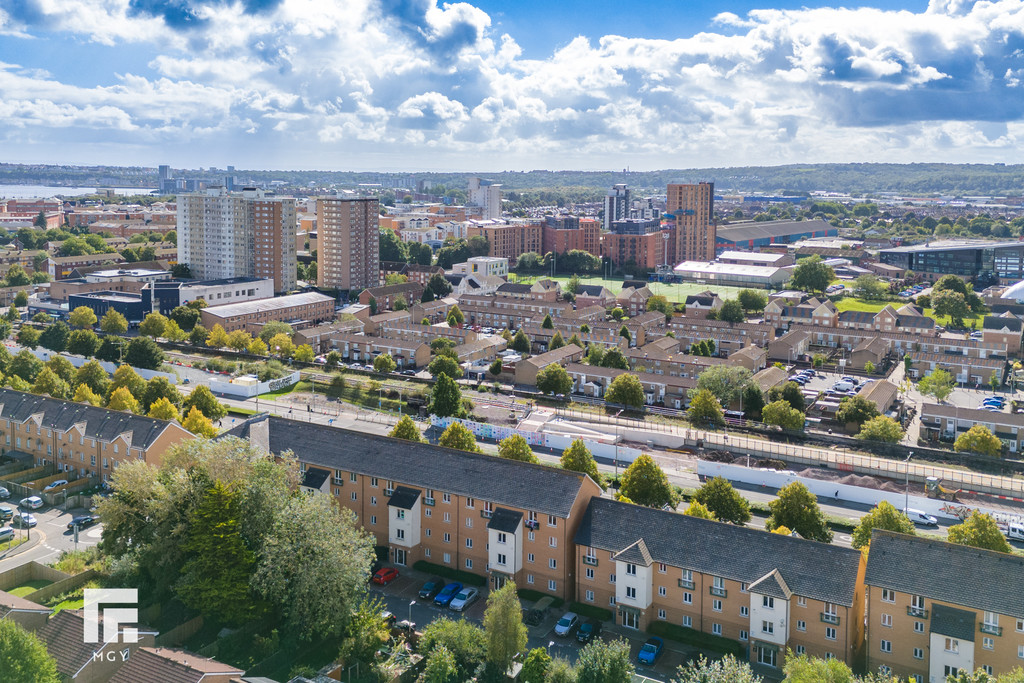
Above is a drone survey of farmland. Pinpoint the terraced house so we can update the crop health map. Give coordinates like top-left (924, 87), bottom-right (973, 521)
top-left (865, 531), bottom-right (1024, 682)
top-left (574, 498), bottom-right (866, 673)
top-left (232, 416), bottom-right (603, 600)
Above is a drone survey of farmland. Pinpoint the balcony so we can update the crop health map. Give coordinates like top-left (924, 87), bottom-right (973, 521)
top-left (583, 556), bottom-right (598, 567)
top-left (709, 587), bottom-right (727, 598)
top-left (678, 579), bottom-right (694, 590)
top-left (981, 623), bottom-right (1003, 636)
top-left (820, 613), bottom-right (840, 625)
top-left (481, 510), bottom-right (493, 519)
top-left (907, 606), bottom-right (929, 619)
top-left (524, 519), bottom-right (539, 530)
top-left (423, 497), bottom-right (435, 507)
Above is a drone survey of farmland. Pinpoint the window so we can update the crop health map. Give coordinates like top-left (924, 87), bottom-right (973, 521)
top-left (763, 596), bottom-right (775, 609)
top-left (1018, 645), bottom-right (1024, 659)
top-left (425, 548), bottom-right (431, 558)
top-left (712, 623), bottom-right (722, 636)
top-left (585, 590), bottom-right (594, 602)
top-left (826, 627), bottom-right (836, 640)
top-left (465, 559), bottom-right (473, 569)
top-left (740, 606), bottom-right (749, 617)
top-left (880, 640), bottom-right (891, 653)
top-left (880, 667), bottom-right (892, 677)
top-left (626, 587), bottom-right (637, 599)
top-left (425, 529), bottom-right (431, 537)
top-left (625, 563), bottom-right (637, 576)
top-left (658, 609), bottom-right (666, 620)
top-left (443, 533), bottom-right (451, 543)
top-left (370, 477), bottom-right (378, 487)
top-left (443, 493), bottom-right (451, 503)
top-left (945, 667), bottom-right (960, 678)
top-left (497, 532), bottom-right (506, 544)
top-left (910, 594), bottom-right (926, 617)
top-left (396, 510), bottom-right (405, 520)
top-left (881, 613), bottom-right (892, 627)
top-left (658, 586), bottom-right (667, 597)
top-left (549, 537), bottom-right (557, 548)
top-left (711, 576), bottom-right (726, 597)
top-left (444, 512), bottom-right (450, 522)
top-left (527, 574), bottom-right (534, 584)
top-left (548, 515), bottom-right (557, 527)
top-left (586, 568), bottom-right (594, 580)
top-left (757, 647), bottom-right (776, 667)
top-left (762, 621), bottom-right (774, 635)
top-left (609, 596), bottom-right (616, 606)
top-left (913, 648), bottom-right (924, 660)
top-left (466, 497), bottom-right (475, 509)
top-left (549, 559), bottom-right (556, 569)
top-left (795, 645), bottom-right (805, 655)
top-left (370, 515), bottom-right (377, 525)
top-left (465, 538), bottom-right (473, 548)
top-left (881, 588), bottom-right (895, 603)
top-left (443, 553), bottom-right (451, 564)
top-left (683, 592), bottom-right (692, 605)
top-left (659, 563), bottom-right (667, 573)
top-left (984, 667), bottom-right (993, 676)
top-left (465, 518), bottom-right (472, 528)
top-left (610, 574), bottom-right (616, 584)
top-left (548, 579), bottom-right (557, 592)
top-left (351, 492), bottom-right (357, 501)
top-left (914, 621), bottom-right (924, 633)
top-left (1018, 619), bottom-right (1024, 633)
top-left (349, 472), bottom-right (358, 483)
top-left (683, 616), bottom-right (692, 628)
top-left (681, 569), bottom-right (693, 588)
top-left (425, 509), bottom-right (431, 518)
top-left (528, 531), bottom-right (535, 541)
top-left (528, 553), bottom-right (534, 563)
top-left (713, 599), bottom-right (722, 612)
top-left (984, 637), bottom-right (994, 650)
top-left (396, 529), bottom-right (405, 540)
top-left (945, 638), bottom-right (959, 654)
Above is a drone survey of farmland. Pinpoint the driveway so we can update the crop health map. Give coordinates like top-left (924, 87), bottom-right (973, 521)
top-left (0, 502), bottom-right (101, 570)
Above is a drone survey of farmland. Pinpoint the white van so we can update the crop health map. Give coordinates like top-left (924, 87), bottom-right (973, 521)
top-left (833, 381), bottom-right (855, 392)
top-left (1006, 523), bottom-right (1024, 541)
top-left (903, 508), bottom-right (938, 527)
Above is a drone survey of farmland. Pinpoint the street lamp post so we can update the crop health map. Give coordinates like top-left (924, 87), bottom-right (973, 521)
top-left (904, 451), bottom-right (914, 512)
top-left (408, 600), bottom-right (416, 625)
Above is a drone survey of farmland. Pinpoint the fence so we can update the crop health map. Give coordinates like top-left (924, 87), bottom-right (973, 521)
top-left (28, 569), bottom-right (99, 604)
top-left (0, 561), bottom-right (71, 592)
top-left (155, 616), bottom-right (205, 647)
top-left (209, 371), bottom-right (301, 398)
top-left (28, 348), bottom-right (179, 383)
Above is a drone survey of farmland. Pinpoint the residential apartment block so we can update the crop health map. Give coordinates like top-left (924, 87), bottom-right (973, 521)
top-left (542, 216), bottom-right (601, 257)
top-left (468, 177), bottom-right (502, 220)
top-left (667, 182), bottom-right (715, 263)
top-left (317, 197), bottom-right (380, 291)
top-left (920, 403), bottom-right (1024, 453)
top-left (466, 220), bottom-right (543, 262)
top-left (198, 291), bottom-right (335, 333)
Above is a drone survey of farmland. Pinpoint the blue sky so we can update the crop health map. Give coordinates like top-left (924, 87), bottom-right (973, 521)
top-left (0, 0), bottom-right (1021, 172)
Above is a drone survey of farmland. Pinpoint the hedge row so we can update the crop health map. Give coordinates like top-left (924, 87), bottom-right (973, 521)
top-left (567, 602), bottom-right (613, 622)
top-left (517, 589), bottom-right (564, 607)
top-left (412, 561), bottom-right (487, 587)
top-left (646, 621), bottom-right (745, 657)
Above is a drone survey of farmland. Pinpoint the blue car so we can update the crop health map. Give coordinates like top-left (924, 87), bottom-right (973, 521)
top-left (434, 582), bottom-right (463, 607)
top-left (637, 636), bottom-right (664, 665)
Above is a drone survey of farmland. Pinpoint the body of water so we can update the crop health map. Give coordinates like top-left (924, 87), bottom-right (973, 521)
top-left (0, 185), bottom-right (157, 199)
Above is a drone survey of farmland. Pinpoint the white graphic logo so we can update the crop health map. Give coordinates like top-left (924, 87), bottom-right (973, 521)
top-left (83, 588), bottom-right (138, 644)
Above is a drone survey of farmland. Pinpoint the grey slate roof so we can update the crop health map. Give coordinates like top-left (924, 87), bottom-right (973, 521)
top-left (498, 283), bottom-right (532, 294)
top-left (388, 486), bottom-right (421, 510)
top-left (931, 604), bottom-right (976, 642)
top-left (574, 498), bottom-right (861, 606)
top-left (488, 508), bottom-right (523, 533)
top-left (230, 416), bottom-right (589, 518)
top-left (866, 530), bottom-right (1024, 619)
top-left (984, 314), bottom-right (1023, 332)
top-left (301, 467), bottom-right (329, 490)
top-left (839, 310), bottom-right (875, 325)
top-left (0, 388), bottom-right (177, 449)
top-left (612, 538), bottom-right (653, 567)
top-left (748, 569), bottom-right (792, 600)
top-left (717, 218), bottom-right (835, 243)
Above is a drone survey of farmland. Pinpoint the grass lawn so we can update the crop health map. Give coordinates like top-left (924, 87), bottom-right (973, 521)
top-left (49, 597), bottom-right (84, 612)
top-left (921, 307), bottom-right (984, 329)
top-left (7, 579), bottom-right (51, 597)
top-left (227, 406), bottom-right (259, 416)
top-left (259, 380), bottom-right (309, 398)
top-left (510, 273), bottom-right (748, 301)
top-left (833, 298), bottom-right (892, 313)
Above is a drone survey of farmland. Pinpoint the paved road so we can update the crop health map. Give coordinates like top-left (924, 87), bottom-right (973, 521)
top-left (0, 502), bottom-right (100, 570)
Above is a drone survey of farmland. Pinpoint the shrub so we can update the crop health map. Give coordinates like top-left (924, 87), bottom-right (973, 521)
top-left (567, 602), bottom-right (612, 621)
top-left (516, 589), bottom-right (564, 607)
top-left (646, 621), bottom-right (744, 657)
top-left (412, 561), bottom-right (486, 586)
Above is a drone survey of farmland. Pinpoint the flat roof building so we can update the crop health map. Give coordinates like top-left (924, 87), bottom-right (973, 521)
top-left (717, 219), bottom-right (837, 250)
top-left (199, 291), bottom-right (335, 333)
top-left (673, 261), bottom-right (790, 288)
top-left (879, 240), bottom-right (1024, 284)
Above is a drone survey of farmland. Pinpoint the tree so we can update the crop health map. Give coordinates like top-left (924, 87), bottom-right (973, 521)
top-left (177, 480), bottom-right (255, 625)
top-left (73, 383), bottom-right (103, 406)
top-left (206, 324), bottom-right (230, 349)
top-left (693, 476), bottom-right (751, 525)
top-left (601, 347), bottom-right (628, 370)
top-left (768, 381), bottom-right (805, 412)
top-left (737, 289), bottom-right (768, 313)
top-left (575, 638), bottom-right (634, 683)
top-left (16, 326), bottom-right (39, 349)
top-left (73, 359), bottom-right (109, 395)
top-left (142, 376), bottom-right (182, 412)
top-left (606, 373), bottom-right (644, 409)
top-left (373, 353), bottom-right (397, 374)
top-left (483, 582), bottom-right (528, 673)
top-left (853, 273), bottom-right (887, 300)
top-left (189, 324), bottom-right (209, 346)
top-left (38, 322), bottom-right (69, 353)
top-left (181, 384), bottom-right (227, 421)
top-left (32, 367), bottom-right (69, 399)
top-left (428, 354), bottom-right (462, 380)
top-left (252, 491), bottom-right (375, 640)
top-left (549, 330), bottom-right (565, 350)
top-left (96, 336), bottom-right (122, 362)
top-left (683, 500), bottom-right (717, 520)
top-left (393, 295), bottom-right (408, 311)
top-left (389, 415), bottom-right (423, 442)
top-left (419, 619), bottom-right (487, 682)
top-left (545, 657), bottom-right (576, 683)
top-left (990, 371), bottom-right (1001, 392)
top-left (675, 654), bottom-right (762, 683)
top-left (789, 255), bottom-right (835, 294)
top-left (619, 454), bottom-right (673, 508)
top-left (536, 364), bottom-right (572, 395)
top-left (379, 228), bottom-right (408, 263)
top-left (268, 333), bottom-right (294, 357)
top-left (851, 501), bottom-right (915, 549)
top-left (447, 304), bottom-right (465, 327)
top-left (181, 405), bottom-right (218, 437)
top-left (9, 349), bottom-right (43, 383)
top-left (258, 320), bottom-right (294, 345)
top-left (618, 325), bottom-right (631, 343)
top-left (696, 366), bottom-right (752, 406)
top-left (718, 299), bottom-right (745, 324)
top-left (107, 386), bottom-right (141, 413)
top-left (611, 307), bottom-right (624, 321)
top-left (955, 424), bottom-right (1003, 457)
top-left (423, 645), bottom-right (460, 683)
top-left (0, 619), bottom-right (60, 683)
top-left (138, 312), bottom-right (168, 338)
top-left (765, 482), bottom-right (833, 543)
top-left (497, 434), bottom-right (539, 463)
top-left (583, 344), bottom-right (604, 366)
top-left (934, 274), bottom-right (969, 296)
top-left (292, 344), bottom-right (315, 363)
top-left (429, 373), bottom-right (464, 418)
top-left (124, 336), bottom-right (165, 370)
top-left (932, 289), bottom-right (971, 326)
top-left (687, 388), bottom-right (725, 427)
top-left (226, 330), bottom-right (251, 352)
top-left (325, 350), bottom-right (342, 368)
top-left (109, 364), bottom-right (146, 401)
top-left (100, 309), bottom-right (128, 335)
top-left (66, 328), bottom-right (100, 357)
top-left (742, 383), bottom-right (765, 420)
top-left (763, 399), bottom-right (805, 430)
top-left (781, 652), bottom-right (864, 683)
top-left (512, 330), bottom-right (531, 354)
top-left (438, 422), bottom-right (481, 453)
top-left (169, 305), bottom-right (200, 331)
top-left (560, 439), bottom-right (603, 487)
top-left (6, 265), bottom-right (30, 287)
top-left (147, 396), bottom-right (180, 421)
top-left (248, 338), bottom-right (268, 356)
top-left (646, 294), bottom-right (672, 319)
top-left (948, 511), bottom-right (1012, 553)
top-left (488, 358), bottom-right (503, 377)
top-left (919, 368), bottom-right (955, 402)
top-left (864, 361), bottom-right (876, 375)
top-left (45, 355), bottom-right (76, 385)
top-left (520, 648), bottom-right (552, 683)
top-left (857, 416), bottom-right (904, 443)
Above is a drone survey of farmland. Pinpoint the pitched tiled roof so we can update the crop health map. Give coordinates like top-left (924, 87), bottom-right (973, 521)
top-left (0, 388), bottom-right (182, 449)
top-left (497, 283), bottom-right (532, 294)
top-left (838, 310), bottom-right (876, 325)
top-left (748, 569), bottom-right (792, 600)
top-left (301, 467), bottom-right (329, 490)
top-left (38, 611), bottom-right (97, 678)
top-left (574, 498), bottom-right (861, 606)
top-left (388, 486), bottom-right (421, 510)
top-left (896, 315), bottom-right (935, 330)
top-left (0, 589), bottom-right (51, 617)
top-left (488, 508), bottom-right (523, 533)
top-left (228, 416), bottom-right (590, 518)
top-left (109, 647), bottom-right (244, 683)
top-left (612, 538), bottom-right (653, 567)
top-left (984, 314), bottom-right (1023, 333)
top-left (865, 530), bottom-right (1024, 619)
top-left (930, 604), bottom-right (976, 642)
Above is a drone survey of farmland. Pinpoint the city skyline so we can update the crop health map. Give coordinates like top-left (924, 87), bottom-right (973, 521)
top-left (0, 0), bottom-right (1021, 171)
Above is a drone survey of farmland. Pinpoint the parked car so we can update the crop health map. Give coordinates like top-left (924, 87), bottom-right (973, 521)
top-left (576, 620), bottom-right (603, 644)
top-left (448, 587), bottom-right (480, 612)
top-left (637, 637), bottom-right (664, 665)
top-left (43, 479), bottom-right (68, 492)
top-left (67, 515), bottom-right (98, 530)
top-left (19, 496), bottom-right (43, 510)
top-left (12, 512), bottom-right (36, 528)
top-left (434, 582), bottom-right (463, 607)
top-left (0, 527), bottom-right (14, 542)
top-left (1006, 523), bottom-right (1024, 541)
top-left (418, 578), bottom-right (445, 600)
top-left (903, 508), bottom-right (938, 527)
top-left (0, 506), bottom-right (13, 522)
top-left (983, 397), bottom-right (1005, 405)
top-left (372, 567), bottom-right (400, 585)
top-left (553, 612), bottom-right (579, 637)
top-left (0, 486), bottom-right (9, 500)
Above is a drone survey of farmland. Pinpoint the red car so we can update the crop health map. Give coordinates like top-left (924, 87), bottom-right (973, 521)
top-left (372, 567), bottom-right (399, 585)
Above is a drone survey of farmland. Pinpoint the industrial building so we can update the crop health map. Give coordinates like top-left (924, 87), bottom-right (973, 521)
top-left (716, 219), bottom-right (837, 250)
top-left (673, 261), bottom-right (790, 288)
top-left (878, 240), bottom-right (1024, 284)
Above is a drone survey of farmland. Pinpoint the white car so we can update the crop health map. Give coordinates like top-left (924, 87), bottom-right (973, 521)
top-left (12, 512), bottom-right (36, 528)
top-left (448, 587), bottom-right (480, 612)
top-left (19, 496), bottom-right (43, 510)
top-left (43, 479), bottom-right (68, 492)
top-left (554, 612), bottom-right (579, 637)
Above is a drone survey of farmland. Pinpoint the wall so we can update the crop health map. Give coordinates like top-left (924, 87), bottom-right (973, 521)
top-left (209, 371), bottom-right (301, 399)
top-left (0, 561), bottom-right (70, 592)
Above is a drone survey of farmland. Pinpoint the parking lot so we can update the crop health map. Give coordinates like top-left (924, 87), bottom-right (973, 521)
top-left (0, 497), bottom-right (101, 568)
top-left (370, 567), bottom-right (712, 681)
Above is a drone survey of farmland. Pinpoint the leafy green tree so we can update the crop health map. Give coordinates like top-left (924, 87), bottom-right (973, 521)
top-left (138, 312), bottom-right (168, 338)
top-left (177, 480), bottom-right (255, 625)
top-left (181, 384), bottom-right (227, 421)
top-left (675, 654), bottom-right (762, 683)
top-left (189, 324), bottom-right (208, 346)
top-left (438, 421), bottom-right (481, 453)
top-left (389, 415), bottom-right (423, 442)
top-left (16, 325), bottom-right (40, 349)
top-left (107, 386), bottom-right (141, 413)
top-left (32, 367), bottom-right (70, 399)
top-left (373, 353), bottom-right (397, 374)
top-left (601, 347), bottom-right (628, 370)
top-left (44, 355), bottom-right (76, 385)
top-left (768, 381), bottom-right (805, 411)
top-left (226, 330), bottom-right (251, 351)
top-left (258, 320), bottom-right (294, 345)
top-left (762, 399), bottom-right (805, 431)
top-left (606, 373), bottom-right (644, 409)
top-left (488, 358), bottom-right (503, 377)
top-left (766, 482), bottom-right (833, 543)
top-left (853, 274), bottom-right (887, 300)
top-left (206, 324), bottom-right (230, 349)
top-left (536, 364), bottom-right (572, 395)
top-left (38, 322), bottom-right (69, 353)
top-left (950, 515), bottom-right (1013, 552)
top-left (109, 364), bottom-right (146, 401)
top-left (864, 361), bottom-right (876, 375)
top-left (789, 255), bottom-right (835, 294)
top-left (737, 289), bottom-right (768, 313)
top-left (693, 476), bottom-right (751, 525)
top-left (247, 338), bottom-right (268, 356)
top-left (169, 305), bottom-right (200, 331)
top-left (575, 638), bottom-right (634, 683)
top-left (67, 328), bottom-right (100, 357)
top-left (541, 313), bottom-right (554, 329)
top-left (9, 349), bottom-right (43, 383)
top-left (781, 651), bottom-right (861, 682)
top-left (483, 582), bottom-right (528, 673)
top-left (718, 299), bottom-right (745, 323)
top-left (857, 416), bottom-right (904, 443)
top-left (611, 307), bottom-right (624, 321)
top-left (497, 434), bottom-right (539, 463)
top-left (429, 373), bottom-right (464, 418)
top-left (561, 439), bottom-right (603, 487)
top-left (446, 305), bottom-right (467, 328)
top-left (181, 405), bottom-right (218, 437)
top-left (683, 500), bottom-right (717, 520)
top-left (418, 618), bottom-right (487, 682)
top-left (426, 272), bottom-right (454, 298)
top-left (618, 325), bottom-right (631, 343)
top-left (549, 330), bottom-right (565, 350)
top-left (147, 397), bottom-right (180, 421)
top-left (0, 619), bottom-right (60, 683)
top-left (379, 228), bottom-right (408, 262)
top-left (696, 365), bottom-right (752, 406)
top-left (325, 350), bottom-right (342, 368)
top-left (619, 454), bottom-right (673, 508)
top-left (423, 645), bottom-right (460, 683)
top-left (429, 354), bottom-right (462, 379)
top-left (142, 376), bottom-right (182, 412)
top-left (123, 336), bottom-right (165, 370)
top-left (252, 491), bottom-right (375, 640)
top-left (932, 289), bottom-right (971, 326)
top-left (74, 360), bottom-right (110, 395)
top-left (851, 501), bottom-right (916, 549)
top-left (742, 383), bottom-right (765, 420)
top-left (687, 388), bottom-right (725, 427)
top-left (545, 657), bottom-right (576, 683)
top-left (100, 309), bottom-right (128, 335)
top-left (512, 330), bottom-right (531, 354)
top-left (955, 424), bottom-right (1003, 457)
top-left (520, 648), bottom-right (552, 683)
top-left (646, 294), bottom-right (672, 318)
top-left (5, 265), bottom-right (31, 287)
top-left (584, 344), bottom-right (604, 366)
